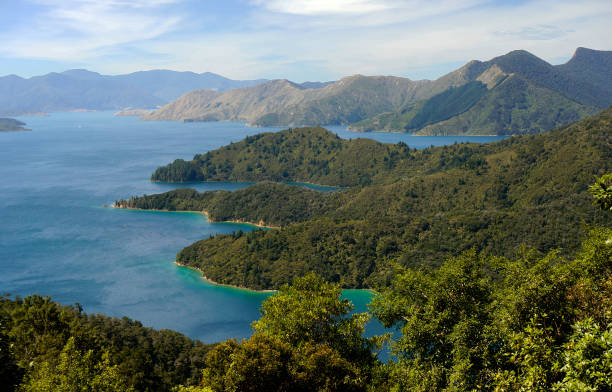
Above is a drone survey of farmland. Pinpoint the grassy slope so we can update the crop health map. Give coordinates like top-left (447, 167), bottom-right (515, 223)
top-left (169, 108), bottom-right (612, 290)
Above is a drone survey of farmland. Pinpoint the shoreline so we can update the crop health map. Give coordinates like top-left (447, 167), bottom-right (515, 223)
top-left (174, 261), bottom-right (277, 293)
top-left (175, 262), bottom-right (375, 294)
top-left (111, 204), bottom-right (280, 229)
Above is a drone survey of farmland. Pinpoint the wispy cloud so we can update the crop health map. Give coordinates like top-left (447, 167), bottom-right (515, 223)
top-left (1, 0), bottom-right (183, 61)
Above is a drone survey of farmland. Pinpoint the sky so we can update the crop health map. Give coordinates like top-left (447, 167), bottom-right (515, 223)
top-left (1, 0), bottom-right (611, 82)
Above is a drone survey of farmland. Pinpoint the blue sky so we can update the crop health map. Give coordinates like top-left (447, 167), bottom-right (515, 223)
top-left (1, 0), bottom-right (611, 82)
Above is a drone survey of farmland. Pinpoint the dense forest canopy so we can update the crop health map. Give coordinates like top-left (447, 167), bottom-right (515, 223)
top-left (0, 295), bottom-right (213, 392)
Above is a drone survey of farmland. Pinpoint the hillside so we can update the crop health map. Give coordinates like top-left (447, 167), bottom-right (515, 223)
top-left (0, 69), bottom-right (265, 116)
top-left (137, 108), bottom-right (612, 289)
top-left (351, 48), bottom-right (611, 135)
top-left (556, 47), bottom-right (612, 96)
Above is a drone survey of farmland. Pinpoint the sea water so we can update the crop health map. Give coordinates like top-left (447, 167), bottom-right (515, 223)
top-left (0, 111), bottom-right (505, 344)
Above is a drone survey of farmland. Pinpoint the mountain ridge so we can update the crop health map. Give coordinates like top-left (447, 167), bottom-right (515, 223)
top-left (146, 47), bottom-right (612, 135)
top-left (0, 70), bottom-right (267, 116)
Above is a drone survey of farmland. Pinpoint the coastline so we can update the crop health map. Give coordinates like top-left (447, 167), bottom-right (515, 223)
top-left (175, 261), bottom-right (375, 294)
top-left (111, 203), bottom-right (280, 229)
top-left (174, 261), bottom-right (277, 293)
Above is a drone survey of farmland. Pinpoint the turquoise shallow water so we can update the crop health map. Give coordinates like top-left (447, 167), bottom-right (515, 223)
top-left (1, 111), bottom-right (504, 343)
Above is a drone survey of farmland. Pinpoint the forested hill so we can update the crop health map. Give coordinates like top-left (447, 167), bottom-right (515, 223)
top-left (151, 127), bottom-right (416, 186)
top-left (140, 107), bottom-right (612, 290)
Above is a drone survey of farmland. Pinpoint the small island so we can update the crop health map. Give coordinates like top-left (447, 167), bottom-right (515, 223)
top-left (0, 118), bottom-right (29, 132)
top-left (113, 109), bottom-right (153, 117)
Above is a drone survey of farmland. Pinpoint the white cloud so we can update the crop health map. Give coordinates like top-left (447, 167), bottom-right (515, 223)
top-left (252, 0), bottom-right (392, 15)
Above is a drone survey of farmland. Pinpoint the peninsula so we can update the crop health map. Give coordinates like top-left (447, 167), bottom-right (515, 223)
top-left (0, 118), bottom-right (29, 132)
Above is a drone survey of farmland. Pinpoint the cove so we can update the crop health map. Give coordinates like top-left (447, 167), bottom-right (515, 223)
top-left (0, 111), bottom-right (505, 343)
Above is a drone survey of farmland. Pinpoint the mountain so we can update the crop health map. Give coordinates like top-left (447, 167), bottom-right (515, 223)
top-left (351, 48), bottom-right (612, 135)
top-left (146, 48), bottom-right (612, 135)
top-left (0, 69), bottom-right (266, 116)
top-left (144, 75), bottom-right (440, 125)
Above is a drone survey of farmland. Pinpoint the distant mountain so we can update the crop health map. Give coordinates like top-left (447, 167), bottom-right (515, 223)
top-left (352, 48), bottom-right (612, 135)
top-left (146, 48), bottom-right (612, 135)
top-left (144, 75), bottom-right (438, 125)
top-left (0, 70), bottom-right (266, 116)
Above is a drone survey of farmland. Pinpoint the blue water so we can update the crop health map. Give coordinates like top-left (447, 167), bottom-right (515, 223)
top-left (0, 111), bottom-right (504, 344)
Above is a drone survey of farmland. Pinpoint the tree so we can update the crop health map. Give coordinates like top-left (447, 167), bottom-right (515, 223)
top-left (556, 319), bottom-right (612, 392)
top-left (370, 251), bottom-right (496, 390)
top-left (252, 272), bottom-right (374, 363)
top-left (19, 337), bottom-right (133, 392)
top-left (589, 174), bottom-right (612, 211)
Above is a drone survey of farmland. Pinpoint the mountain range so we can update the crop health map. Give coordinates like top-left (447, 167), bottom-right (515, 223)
top-left (0, 69), bottom-right (267, 116)
top-left (145, 47), bottom-right (612, 135)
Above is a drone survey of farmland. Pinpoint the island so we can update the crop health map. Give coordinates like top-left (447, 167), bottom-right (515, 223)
top-left (0, 118), bottom-right (29, 132)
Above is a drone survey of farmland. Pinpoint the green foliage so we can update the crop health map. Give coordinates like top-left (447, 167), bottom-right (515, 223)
top-left (371, 251), bottom-right (497, 390)
top-left (589, 174), bottom-right (612, 211)
top-left (371, 226), bottom-right (612, 391)
top-left (252, 273), bottom-right (374, 363)
top-left (492, 318), bottom-right (561, 391)
top-left (19, 337), bottom-right (133, 392)
top-left (556, 319), bottom-right (612, 391)
top-left (196, 275), bottom-right (373, 392)
top-left (1, 295), bottom-right (213, 392)
top-left (172, 108), bottom-right (612, 290)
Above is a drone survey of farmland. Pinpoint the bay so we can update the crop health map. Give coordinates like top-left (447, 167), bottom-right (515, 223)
top-left (0, 111), bottom-right (504, 343)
